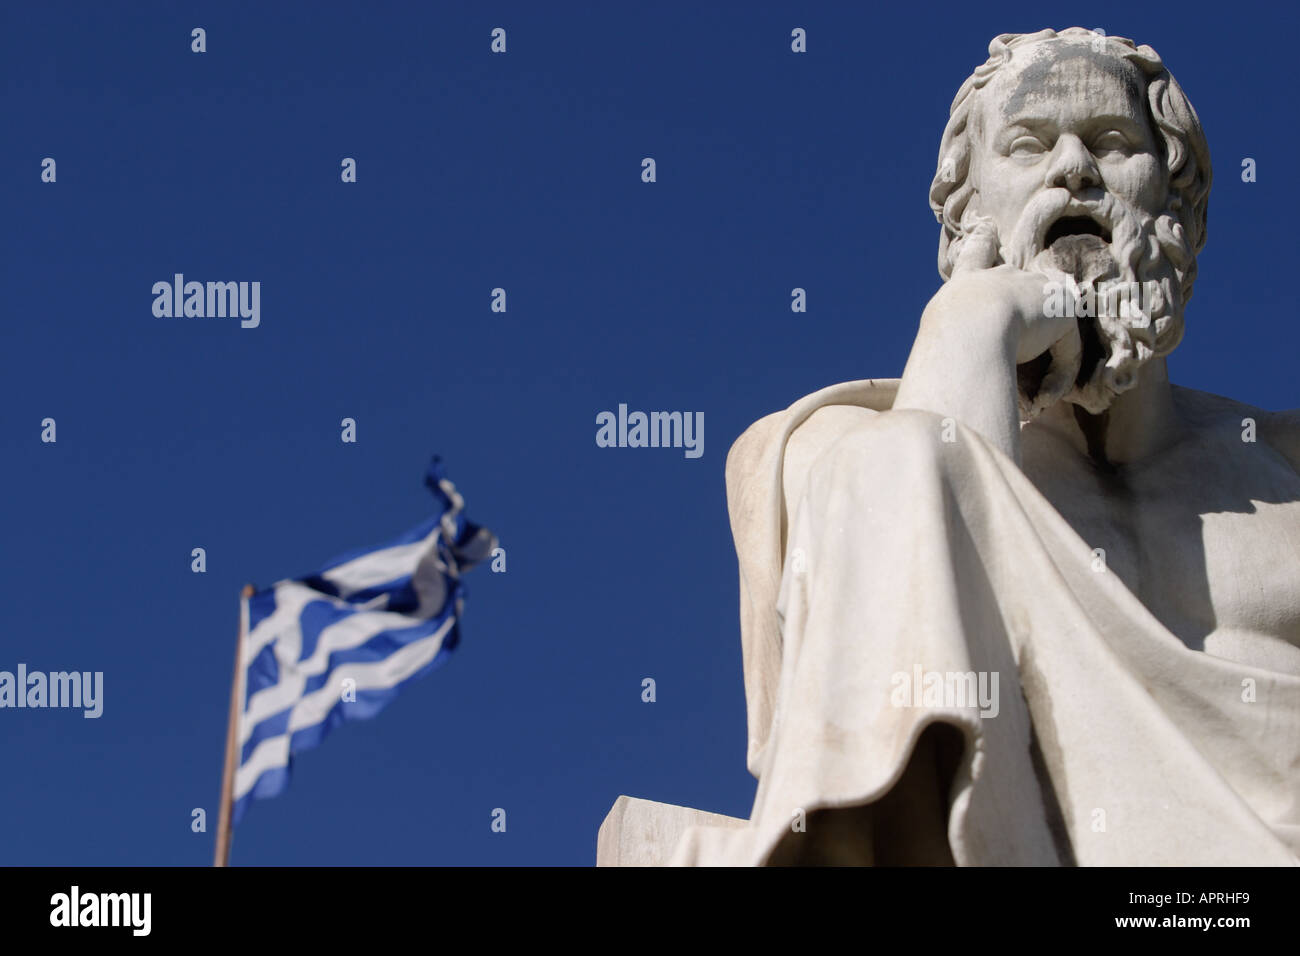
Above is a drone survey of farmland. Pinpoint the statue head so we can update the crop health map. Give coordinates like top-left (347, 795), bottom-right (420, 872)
top-left (930, 28), bottom-right (1212, 414)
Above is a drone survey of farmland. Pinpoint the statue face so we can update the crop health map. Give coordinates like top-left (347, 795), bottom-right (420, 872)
top-left (970, 41), bottom-right (1167, 259)
top-left (928, 30), bottom-right (1210, 416)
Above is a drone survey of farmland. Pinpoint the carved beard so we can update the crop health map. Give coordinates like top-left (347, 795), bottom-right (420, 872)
top-left (994, 188), bottom-right (1188, 418)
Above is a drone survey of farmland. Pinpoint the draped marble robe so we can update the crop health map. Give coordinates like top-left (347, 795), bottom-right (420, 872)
top-left (667, 379), bottom-right (1300, 866)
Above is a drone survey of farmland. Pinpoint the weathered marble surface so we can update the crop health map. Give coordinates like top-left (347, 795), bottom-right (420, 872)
top-left (597, 796), bottom-right (745, 867)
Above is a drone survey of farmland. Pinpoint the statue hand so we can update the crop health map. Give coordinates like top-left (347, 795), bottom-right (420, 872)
top-left (947, 223), bottom-right (1079, 366)
top-left (900, 223), bottom-right (1081, 460)
top-left (932, 263), bottom-right (1074, 359)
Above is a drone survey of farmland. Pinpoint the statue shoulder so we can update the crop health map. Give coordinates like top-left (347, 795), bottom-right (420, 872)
top-left (1260, 407), bottom-right (1300, 473)
top-left (725, 409), bottom-right (788, 517)
top-left (725, 380), bottom-right (901, 504)
top-left (1172, 385), bottom-right (1300, 473)
top-left (726, 410), bottom-right (785, 486)
top-left (726, 381), bottom-right (901, 539)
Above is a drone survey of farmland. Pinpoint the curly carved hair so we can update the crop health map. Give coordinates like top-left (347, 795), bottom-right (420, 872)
top-left (929, 28), bottom-right (1212, 301)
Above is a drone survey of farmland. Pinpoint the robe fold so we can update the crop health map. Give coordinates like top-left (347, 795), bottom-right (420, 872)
top-left (668, 380), bottom-right (1300, 865)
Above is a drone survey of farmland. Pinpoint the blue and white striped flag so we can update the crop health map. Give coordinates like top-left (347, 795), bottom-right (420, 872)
top-left (232, 458), bottom-right (496, 824)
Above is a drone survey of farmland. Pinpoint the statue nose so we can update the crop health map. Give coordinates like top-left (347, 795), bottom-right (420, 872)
top-left (1045, 134), bottom-right (1101, 192)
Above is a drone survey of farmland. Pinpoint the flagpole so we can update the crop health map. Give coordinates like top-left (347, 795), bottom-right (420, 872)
top-left (214, 583), bottom-right (254, 867)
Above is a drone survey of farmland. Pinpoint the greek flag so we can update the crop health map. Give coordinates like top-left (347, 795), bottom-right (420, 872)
top-left (232, 459), bottom-right (496, 824)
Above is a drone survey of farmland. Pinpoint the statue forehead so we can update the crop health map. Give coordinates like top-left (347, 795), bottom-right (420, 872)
top-left (985, 40), bottom-right (1147, 124)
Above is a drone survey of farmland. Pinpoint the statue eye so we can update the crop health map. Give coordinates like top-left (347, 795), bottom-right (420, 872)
top-left (1092, 130), bottom-right (1131, 154)
top-left (1009, 136), bottom-right (1048, 157)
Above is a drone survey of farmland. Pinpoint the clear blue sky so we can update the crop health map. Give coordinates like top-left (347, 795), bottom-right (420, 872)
top-left (2, 1), bottom-right (1295, 865)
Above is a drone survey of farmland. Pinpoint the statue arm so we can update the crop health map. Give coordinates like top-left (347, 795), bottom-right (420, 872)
top-left (892, 231), bottom-right (1077, 465)
top-left (893, 275), bottom-right (1024, 462)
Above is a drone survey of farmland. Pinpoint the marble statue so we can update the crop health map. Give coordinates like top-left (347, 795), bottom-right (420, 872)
top-left (598, 27), bottom-right (1300, 866)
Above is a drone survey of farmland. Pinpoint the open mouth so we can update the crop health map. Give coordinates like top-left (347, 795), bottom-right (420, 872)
top-left (1044, 215), bottom-right (1112, 248)
top-left (1018, 214), bottom-right (1117, 402)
